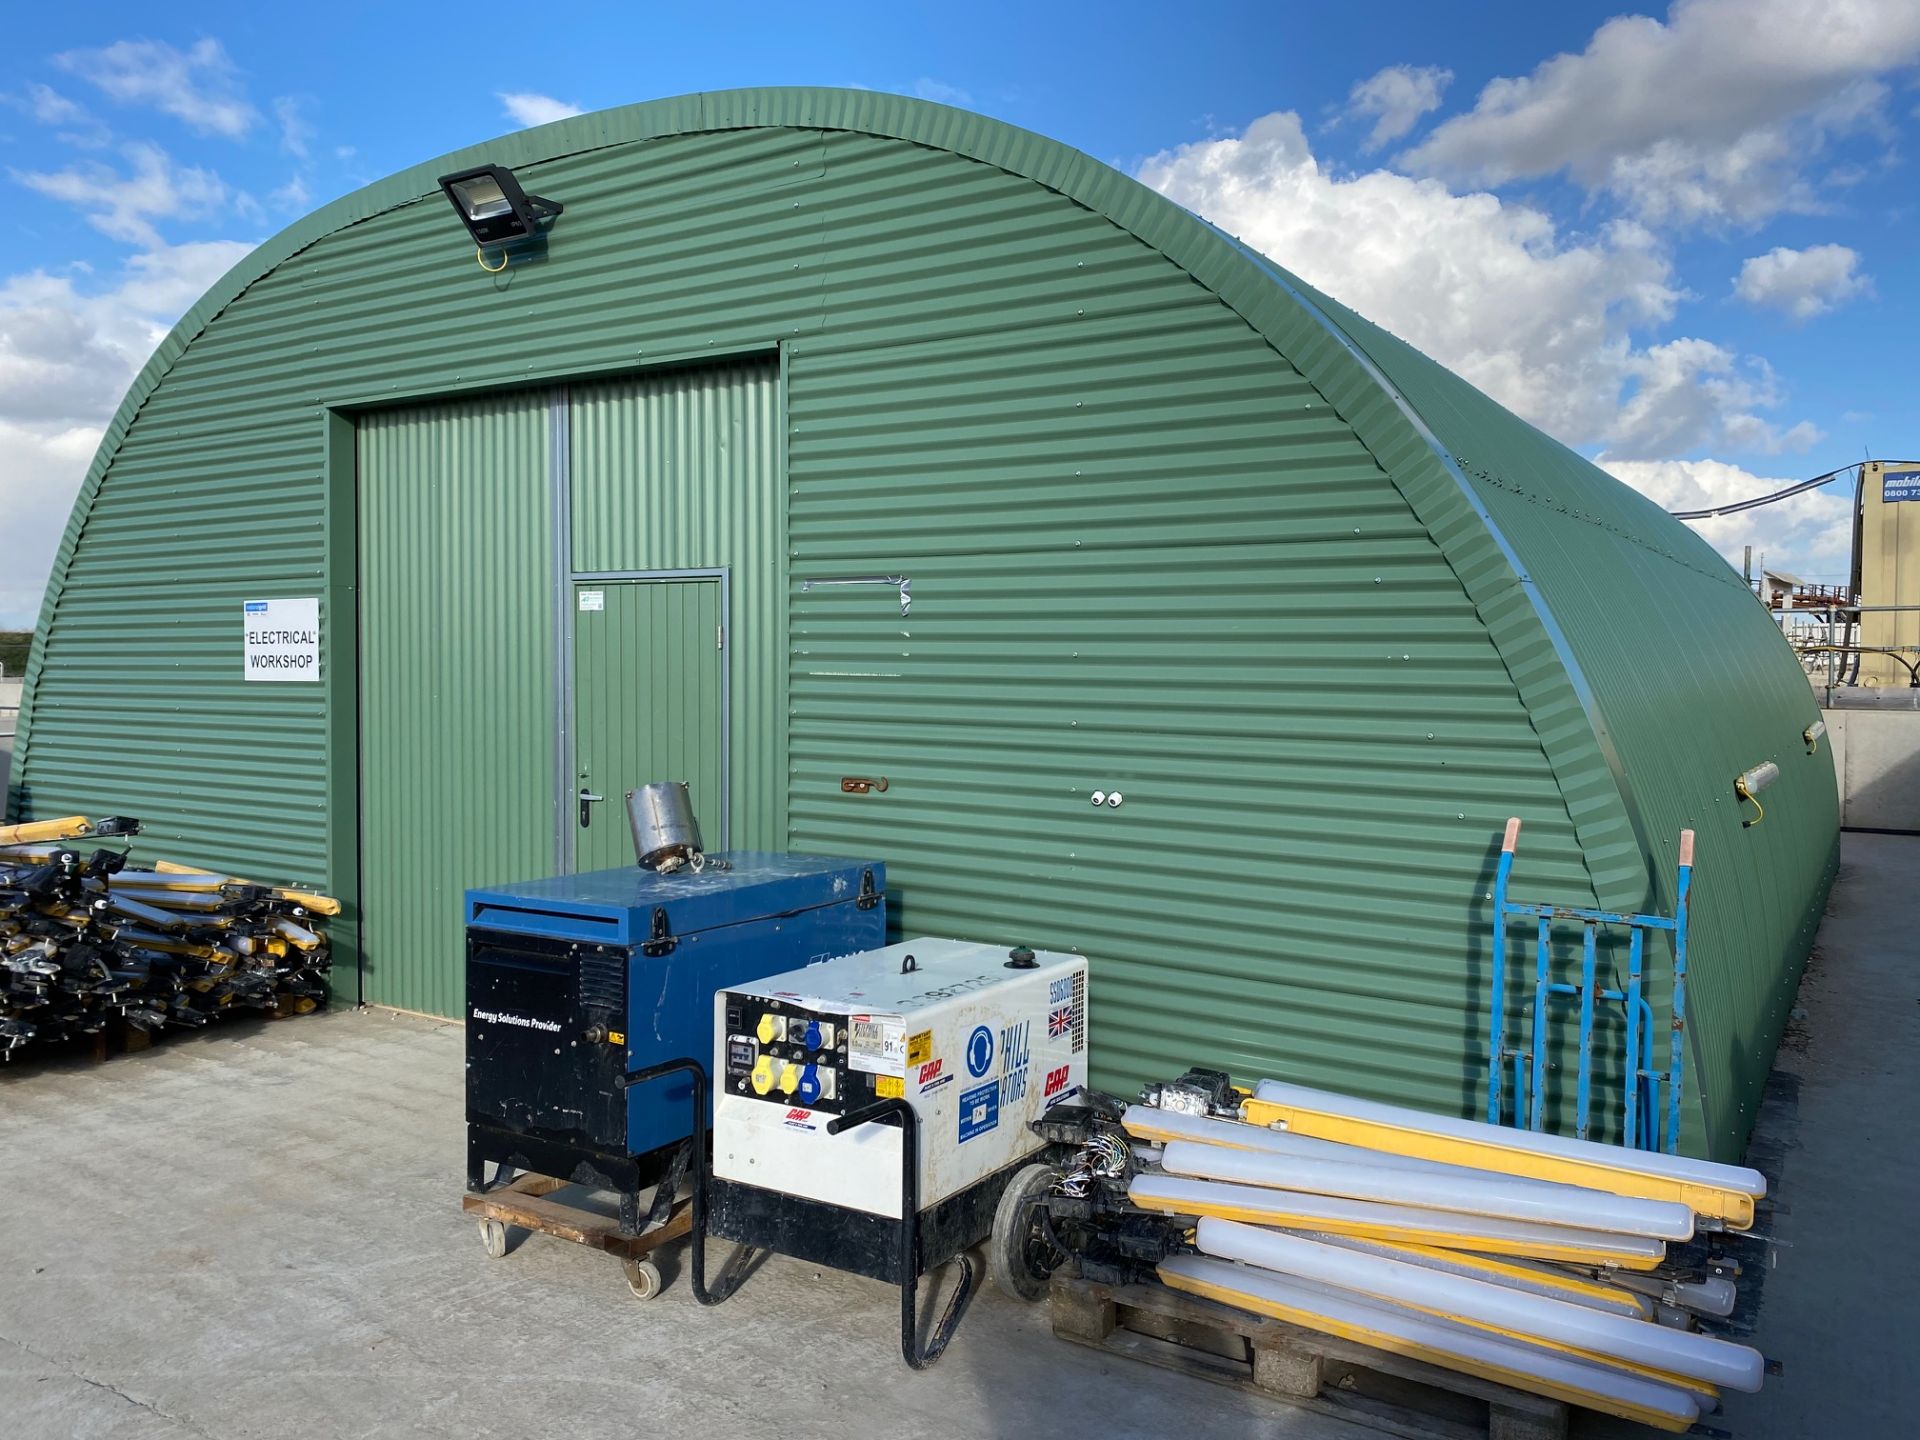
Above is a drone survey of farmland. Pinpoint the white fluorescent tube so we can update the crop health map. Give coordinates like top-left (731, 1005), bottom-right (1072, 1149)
top-left (1246, 1260), bottom-right (1717, 1411)
top-left (1161, 1139), bottom-right (1694, 1241)
top-left (1161, 1254), bottom-right (1700, 1431)
top-left (1130, 1173), bottom-right (1667, 1268)
top-left (1198, 1218), bottom-right (1763, 1393)
top-left (1303, 1233), bottom-right (1652, 1319)
top-left (1249, 1080), bottom-right (1767, 1197)
top-left (1128, 1106), bottom-right (1705, 1223)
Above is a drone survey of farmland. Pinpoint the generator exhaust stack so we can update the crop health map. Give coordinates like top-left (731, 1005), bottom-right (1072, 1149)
top-left (627, 781), bottom-right (705, 872)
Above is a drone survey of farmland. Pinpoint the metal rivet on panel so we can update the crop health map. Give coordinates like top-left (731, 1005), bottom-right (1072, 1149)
top-left (1090, 791), bottom-right (1106, 806)
top-left (1107, 792), bottom-right (1124, 808)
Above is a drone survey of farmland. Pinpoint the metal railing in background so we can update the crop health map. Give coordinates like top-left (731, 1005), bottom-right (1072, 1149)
top-left (1790, 603), bottom-right (1920, 705)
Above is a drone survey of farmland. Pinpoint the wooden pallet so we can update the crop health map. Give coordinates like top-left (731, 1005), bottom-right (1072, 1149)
top-left (89, 1014), bottom-right (154, 1061)
top-left (461, 1174), bottom-right (691, 1297)
top-left (1050, 1275), bottom-right (1567, 1440)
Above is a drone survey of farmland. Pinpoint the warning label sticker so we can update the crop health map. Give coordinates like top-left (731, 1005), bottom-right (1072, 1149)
top-left (906, 1029), bottom-right (933, 1066)
top-left (958, 1081), bottom-right (999, 1143)
top-left (848, 1013), bottom-right (906, 1076)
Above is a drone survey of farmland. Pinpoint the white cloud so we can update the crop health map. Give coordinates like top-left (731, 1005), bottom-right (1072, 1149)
top-left (498, 92), bottom-right (583, 128)
top-left (269, 175), bottom-right (312, 213)
top-left (1345, 64), bottom-right (1452, 151)
top-left (0, 240), bottom-right (254, 628)
top-left (912, 78), bottom-right (973, 107)
top-left (4, 82), bottom-right (109, 147)
top-left (1138, 111), bottom-right (1814, 458)
top-left (0, 419), bottom-right (103, 628)
top-left (1400, 0), bottom-right (1920, 225)
top-left (273, 96), bottom-right (313, 158)
top-left (21, 82), bottom-right (86, 126)
top-left (1603, 457), bottom-right (1855, 580)
top-left (56, 38), bottom-right (259, 139)
top-left (11, 143), bottom-right (229, 248)
top-left (1611, 340), bottom-right (1823, 459)
top-left (1734, 243), bottom-right (1873, 319)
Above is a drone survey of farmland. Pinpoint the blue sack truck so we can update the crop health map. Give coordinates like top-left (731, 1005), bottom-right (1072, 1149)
top-left (1485, 817), bottom-right (1694, 1154)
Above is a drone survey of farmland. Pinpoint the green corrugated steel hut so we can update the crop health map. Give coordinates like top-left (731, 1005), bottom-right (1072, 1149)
top-left (8, 89), bottom-right (1835, 1161)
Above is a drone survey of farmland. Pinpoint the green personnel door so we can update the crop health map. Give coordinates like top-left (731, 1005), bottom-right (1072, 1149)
top-left (571, 577), bottom-right (728, 872)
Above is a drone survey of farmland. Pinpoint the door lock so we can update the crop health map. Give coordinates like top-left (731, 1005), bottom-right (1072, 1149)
top-left (579, 788), bottom-right (605, 827)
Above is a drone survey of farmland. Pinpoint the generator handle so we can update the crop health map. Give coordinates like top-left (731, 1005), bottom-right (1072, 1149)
top-left (826, 1098), bottom-right (907, 1135)
top-left (620, 1055), bottom-right (756, 1307)
top-left (825, 1095), bottom-right (976, 1369)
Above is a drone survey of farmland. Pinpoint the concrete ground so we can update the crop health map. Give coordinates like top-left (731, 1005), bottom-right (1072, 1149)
top-left (2, 834), bottom-right (1914, 1440)
top-left (1709, 831), bottom-right (1920, 1440)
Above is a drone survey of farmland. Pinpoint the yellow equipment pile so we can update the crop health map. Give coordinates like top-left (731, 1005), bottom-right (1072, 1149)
top-left (1, 814), bottom-right (335, 1056)
top-left (1123, 1079), bottom-right (1771, 1432)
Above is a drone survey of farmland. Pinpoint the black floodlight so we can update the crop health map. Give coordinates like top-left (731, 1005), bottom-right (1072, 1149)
top-left (437, 164), bottom-right (563, 249)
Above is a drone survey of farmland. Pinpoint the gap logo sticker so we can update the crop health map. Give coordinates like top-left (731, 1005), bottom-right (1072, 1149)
top-left (965, 1024), bottom-right (994, 1077)
top-left (958, 1081), bottom-right (999, 1143)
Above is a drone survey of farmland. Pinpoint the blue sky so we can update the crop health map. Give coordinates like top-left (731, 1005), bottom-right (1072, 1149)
top-left (3, 0), bottom-right (1917, 627)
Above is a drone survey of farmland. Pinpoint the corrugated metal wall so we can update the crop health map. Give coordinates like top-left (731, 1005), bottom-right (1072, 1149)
top-left (14, 92), bottom-right (1828, 1154)
top-left (786, 306), bottom-right (1601, 1122)
top-left (1305, 294), bottom-right (1839, 1156)
top-left (358, 394), bottom-right (554, 1015)
top-left (9, 119), bottom-right (1595, 1123)
top-left (5, 348), bottom-right (330, 883)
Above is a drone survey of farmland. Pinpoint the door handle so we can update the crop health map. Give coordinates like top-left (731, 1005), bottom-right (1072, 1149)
top-left (579, 789), bottom-right (604, 827)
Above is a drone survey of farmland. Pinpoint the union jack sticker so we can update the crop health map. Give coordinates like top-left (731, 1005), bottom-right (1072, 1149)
top-left (1048, 1004), bottom-right (1072, 1038)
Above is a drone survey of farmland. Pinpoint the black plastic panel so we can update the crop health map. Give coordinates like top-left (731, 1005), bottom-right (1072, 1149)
top-left (707, 1158), bottom-right (1026, 1284)
top-left (466, 929), bottom-right (627, 1151)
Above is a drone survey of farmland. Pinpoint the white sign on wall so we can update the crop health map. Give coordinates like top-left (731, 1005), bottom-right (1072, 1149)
top-left (243, 597), bottom-right (321, 682)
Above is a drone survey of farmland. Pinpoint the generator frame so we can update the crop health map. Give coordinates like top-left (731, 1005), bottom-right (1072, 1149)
top-left (631, 1054), bottom-right (1059, 1368)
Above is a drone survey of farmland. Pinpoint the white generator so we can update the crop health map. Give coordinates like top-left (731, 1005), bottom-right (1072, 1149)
top-left (704, 937), bottom-right (1090, 1364)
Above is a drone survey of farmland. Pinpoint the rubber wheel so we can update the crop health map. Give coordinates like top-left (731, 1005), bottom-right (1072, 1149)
top-left (989, 1163), bottom-right (1066, 1302)
top-left (623, 1256), bottom-right (663, 1300)
top-left (477, 1218), bottom-right (509, 1259)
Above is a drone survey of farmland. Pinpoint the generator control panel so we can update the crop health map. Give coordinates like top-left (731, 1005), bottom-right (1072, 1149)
top-left (719, 991), bottom-right (908, 1115)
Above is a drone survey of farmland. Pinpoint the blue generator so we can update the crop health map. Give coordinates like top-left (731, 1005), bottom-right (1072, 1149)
top-left (463, 853), bottom-right (884, 1228)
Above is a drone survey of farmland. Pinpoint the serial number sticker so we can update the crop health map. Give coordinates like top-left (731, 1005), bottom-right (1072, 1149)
top-left (906, 1029), bottom-right (933, 1066)
top-left (848, 1013), bottom-right (907, 1076)
top-left (875, 1075), bottom-right (904, 1099)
